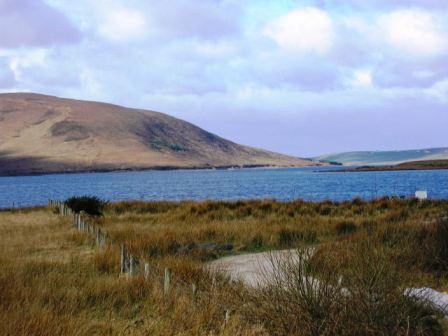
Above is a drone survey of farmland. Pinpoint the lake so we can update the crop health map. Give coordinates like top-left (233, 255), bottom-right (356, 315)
top-left (0, 167), bottom-right (447, 209)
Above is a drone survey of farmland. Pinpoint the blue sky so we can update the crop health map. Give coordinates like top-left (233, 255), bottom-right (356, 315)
top-left (0, 0), bottom-right (447, 157)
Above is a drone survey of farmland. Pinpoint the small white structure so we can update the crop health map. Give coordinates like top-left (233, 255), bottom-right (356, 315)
top-left (415, 190), bottom-right (428, 200)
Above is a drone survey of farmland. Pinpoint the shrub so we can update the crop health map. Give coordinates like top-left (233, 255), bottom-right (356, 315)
top-left (240, 242), bottom-right (443, 336)
top-left (65, 196), bottom-right (107, 216)
top-left (277, 228), bottom-right (298, 247)
top-left (417, 219), bottom-right (448, 274)
top-left (335, 221), bottom-right (358, 236)
top-left (250, 234), bottom-right (264, 250)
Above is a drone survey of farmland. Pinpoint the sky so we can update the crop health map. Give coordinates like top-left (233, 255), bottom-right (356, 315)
top-left (0, 0), bottom-right (447, 157)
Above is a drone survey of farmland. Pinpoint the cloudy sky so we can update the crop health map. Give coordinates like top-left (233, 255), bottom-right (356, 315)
top-left (0, 0), bottom-right (447, 157)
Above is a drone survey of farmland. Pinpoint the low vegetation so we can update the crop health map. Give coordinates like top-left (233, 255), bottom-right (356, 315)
top-left (65, 195), bottom-right (107, 216)
top-left (1, 198), bottom-right (448, 335)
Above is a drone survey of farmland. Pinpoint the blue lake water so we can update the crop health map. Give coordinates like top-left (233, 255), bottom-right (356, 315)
top-left (0, 167), bottom-right (447, 208)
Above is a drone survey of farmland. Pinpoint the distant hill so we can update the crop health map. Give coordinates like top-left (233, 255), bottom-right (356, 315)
top-left (315, 148), bottom-right (448, 166)
top-left (326, 160), bottom-right (448, 173)
top-left (0, 93), bottom-right (313, 176)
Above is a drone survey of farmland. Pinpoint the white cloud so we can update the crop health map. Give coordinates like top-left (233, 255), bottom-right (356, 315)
top-left (425, 78), bottom-right (448, 103)
top-left (378, 9), bottom-right (448, 58)
top-left (351, 70), bottom-right (373, 88)
top-left (9, 49), bottom-right (47, 81)
top-left (263, 7), bottom-right (334, 54)
top-left (98, 6), bottom-right (147, 42)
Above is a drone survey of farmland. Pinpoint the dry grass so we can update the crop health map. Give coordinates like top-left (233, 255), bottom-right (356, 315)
top-left (0, 207), bottom-right (258, 335)
top-left (1, 198), bottom-right (448, 335)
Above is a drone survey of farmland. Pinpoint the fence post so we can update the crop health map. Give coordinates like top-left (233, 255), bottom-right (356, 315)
top-left (164, 268), bottom-right (171, 294)
top-left (191, 283), bottom-right (197, 297)
top-left (129, 255), bottom-right (138, 277)
top-left (100, 233), bottom-right (106, 247)
top-left (225, 310), bottom-right (230, 324)
top-left (120, 244), bottom-right (126, 274)
top-left (144, 263), bottom-right (150, 279)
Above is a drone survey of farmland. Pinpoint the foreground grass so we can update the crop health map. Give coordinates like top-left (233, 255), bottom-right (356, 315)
top-left (1, 198), bottom-right (448, 335)
top-left (0, 207), bottom-right (254, 335)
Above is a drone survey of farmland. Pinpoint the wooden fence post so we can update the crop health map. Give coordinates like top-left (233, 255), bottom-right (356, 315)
top-left (191, 283), bottom-right (197, 297)
top-left (120, 244), bottom-right (126, 274)
top-left (101, 233), bottom-right (106, 247)
top-left (164, 268), bottom-right (171, 294)
top-left (144, 263), bottom-right (150, 279)
top-left (95, 228), bottom-right (101, 246)
top-left (129, 255), bottom-right (138, 277)
top-left (225, 310), bottom-right (230, 324)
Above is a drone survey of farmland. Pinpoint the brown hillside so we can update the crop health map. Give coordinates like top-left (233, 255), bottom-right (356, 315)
top-left (0, 93), bottom-right (312, 175)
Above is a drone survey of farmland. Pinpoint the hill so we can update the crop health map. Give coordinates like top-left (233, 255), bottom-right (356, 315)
top-left (331, 159), bottom-right (448, 173)
top-left (315, 148), bottom-right (448, 166)
top-left (0, 93), bottom-right (312, 175)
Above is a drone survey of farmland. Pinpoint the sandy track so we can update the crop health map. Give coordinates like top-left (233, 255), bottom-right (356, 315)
top-left (208, 249), bottom-right (448, 315)
top-left (207, 249), bottom-right (299, 288)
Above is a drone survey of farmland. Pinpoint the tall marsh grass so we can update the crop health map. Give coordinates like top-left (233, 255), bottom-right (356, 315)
top-left (1, 198), bottom-right (448, 335)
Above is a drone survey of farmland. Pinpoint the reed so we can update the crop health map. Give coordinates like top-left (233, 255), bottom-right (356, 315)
top-left (1, 198), bottom-right (448, 335)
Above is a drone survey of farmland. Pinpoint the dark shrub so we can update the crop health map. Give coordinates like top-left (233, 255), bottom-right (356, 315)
top-left (250, 234), bottom-right (264, 250)
top-left (65, 196), bottom-right (107, 216)
top-left (418, 219), bottom-right (448, 274)
top-left (277, 228), bottom-right (297, 247)
top-left (335, 221), bottom-right (358, 236)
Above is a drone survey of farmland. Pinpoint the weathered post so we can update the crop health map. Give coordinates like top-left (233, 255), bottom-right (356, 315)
top-left (144, 263), bottom-right (150, 279)
top-left (95, 228), bottom-right (101, 246)
top-left (129, 255), bottom-right (138, 277)
top-left (164, 268), bottom-right (171, 294)
top-left (100, 233), bottom-right (106, 247)
top-left (120, 244), bottom-right (126, 274)
top-left (225, 310), bottom-right (230, 324)
top-left (191, 283), bottom-right (197, 298)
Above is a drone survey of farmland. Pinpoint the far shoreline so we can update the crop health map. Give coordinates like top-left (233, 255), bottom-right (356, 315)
top-left (321, 159), bottom-right (448, 173)
top-left (0, 163), bottom-right (324, 178)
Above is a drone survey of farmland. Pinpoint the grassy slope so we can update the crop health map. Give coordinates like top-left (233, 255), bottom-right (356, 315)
top-left (0, 93), bottom-right (312, 175)
top-left (315, 148), bottom-right (448, 166)
top-left (333, 159), bottom-right (448, 172)
top-left (2, 199), bottom-right (448, 335)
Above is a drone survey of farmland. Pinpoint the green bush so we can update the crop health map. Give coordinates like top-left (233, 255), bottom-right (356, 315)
top-left (65, 196), bottom-right (107, 216)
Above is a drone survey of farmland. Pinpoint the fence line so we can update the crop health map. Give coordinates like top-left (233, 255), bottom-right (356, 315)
top-left (49, 197), bottom-right (448, 326)
top-left (49, 200), bottom-right (232, 323)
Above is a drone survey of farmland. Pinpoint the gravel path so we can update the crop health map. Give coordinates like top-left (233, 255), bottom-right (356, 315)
top-left (208, 249), bottom-right (448, 315)
top-left (207, 249), bottom-right (299, 288)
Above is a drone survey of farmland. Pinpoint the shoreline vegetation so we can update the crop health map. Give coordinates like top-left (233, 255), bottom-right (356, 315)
top-left (2, 198), bottom-right (448, 335)
top-left (323, 159), bottom-right (448, 173)
top-left (0, 163), bottom-right (323, 178)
